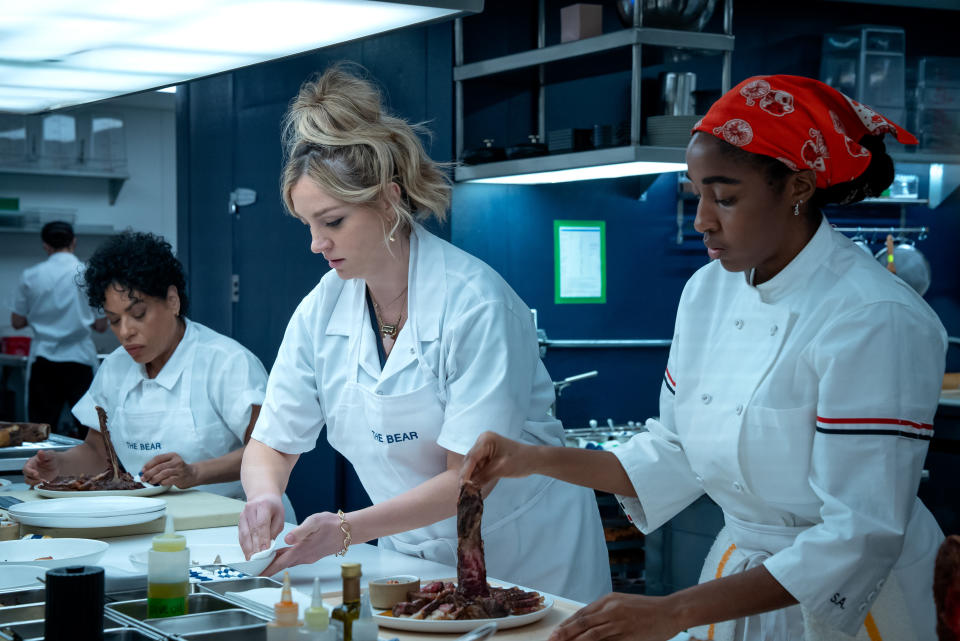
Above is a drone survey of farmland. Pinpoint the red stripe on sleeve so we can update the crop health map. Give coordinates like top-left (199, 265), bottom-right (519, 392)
top-left (816, 416), bottom-right (933, 431)
top-left (665, 367), bottom-right (676, 387)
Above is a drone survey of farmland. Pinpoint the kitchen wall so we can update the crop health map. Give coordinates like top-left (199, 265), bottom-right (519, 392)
top-left (0, 91), bottom-right (177, 355)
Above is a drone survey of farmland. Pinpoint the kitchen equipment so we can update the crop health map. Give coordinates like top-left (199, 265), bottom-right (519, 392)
top-left (44, 565), bottom-right (105, 641)
top-left (505, 135), bottom-right (547, 160)
top-left (461, 140), bottom-right (506, 165)
top-left (661, 72), bottom-right (697, 116)
top-left (850, 230), bottom-right (873, 255)
top-left (875, 237), bottom-right (931, 296)
top-left (615, 0), bottom-right (718, 31)
top-left (0, 433), bottom-right (83, 472)
top-left (547, 128), bottom-right (593, 153)
top-left (646, 114), bottom-right (700, 147)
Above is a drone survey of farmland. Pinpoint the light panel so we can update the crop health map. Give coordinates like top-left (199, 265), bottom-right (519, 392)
top-left (467, 161), bottom-right (688, 184)
top-left (0, 0), bottom-right (479, 114)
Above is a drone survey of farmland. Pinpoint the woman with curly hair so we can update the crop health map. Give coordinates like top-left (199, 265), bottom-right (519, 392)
top-left (237, 63), bottom-right (610, 603)
top-left (22, 231), bottom-right (270, 501)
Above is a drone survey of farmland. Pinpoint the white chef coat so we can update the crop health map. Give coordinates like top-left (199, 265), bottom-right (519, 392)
top-left (253, 223), bottom-right (611, 603)
top-left (73, 318), bottom-right (268, 498)
top-left (613, 216), bottom-right (946, 640)
top-left (10, 252), bottom-right (99, 366)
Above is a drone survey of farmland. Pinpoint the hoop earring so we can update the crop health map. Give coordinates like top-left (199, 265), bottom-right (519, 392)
top-left (794, 200), bottom-right (802, 216)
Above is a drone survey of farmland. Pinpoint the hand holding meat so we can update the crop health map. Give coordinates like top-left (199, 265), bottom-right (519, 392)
top-left (460, 431), bottom-right (536, 488)
top-left (238, 493), bottom-right (286, 561)
top-left (258, 511), bottom-right (342, 576)
top-left (548, 593), bottom-right (681, 641)
top-left (141, 452), bottom-right (199, 488)
top-left (23, 450), bottom-right (60, 487)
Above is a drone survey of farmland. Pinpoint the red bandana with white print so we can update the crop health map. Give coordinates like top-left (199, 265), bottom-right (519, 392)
top-left (692, 75), bottom-right (918, 189)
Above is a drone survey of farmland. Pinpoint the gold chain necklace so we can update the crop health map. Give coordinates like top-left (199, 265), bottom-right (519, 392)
top-left (370, 286), bottom-right (407, 340)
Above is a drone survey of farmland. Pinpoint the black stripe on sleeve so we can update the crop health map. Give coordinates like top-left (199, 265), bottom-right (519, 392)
top-left (815, 427), bottom-right (932, 441)
top-left (662, 374), bottom-right (675, 395)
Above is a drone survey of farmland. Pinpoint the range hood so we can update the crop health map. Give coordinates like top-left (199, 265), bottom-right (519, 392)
top-left (0, 0), bottom-right (482, 114)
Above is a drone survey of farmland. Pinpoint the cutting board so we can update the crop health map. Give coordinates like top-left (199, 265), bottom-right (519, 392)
top-left (324, 580), bottom-right (581, 641)
top-left (0, 488), bottom-right (244, 538)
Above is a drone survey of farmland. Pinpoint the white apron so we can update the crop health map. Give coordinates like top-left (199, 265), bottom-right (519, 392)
top-left (110, 360), bottom-right (243, 499)
top-left (688, 511), bottom-right (931, 641)
top-left (324, 299), bottom-right (611, 603)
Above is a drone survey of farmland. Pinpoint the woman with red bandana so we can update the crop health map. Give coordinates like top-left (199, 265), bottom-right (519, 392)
top-left (461, 75), bottom-right (946, 641)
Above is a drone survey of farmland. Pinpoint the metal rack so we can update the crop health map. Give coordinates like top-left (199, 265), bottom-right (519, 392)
top-left (453, 0), bottom-right (734, 182)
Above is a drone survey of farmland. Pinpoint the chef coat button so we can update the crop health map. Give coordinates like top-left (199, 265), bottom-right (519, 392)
top-left (858, 603), bottom-right (868, 613)
top-left (409, 347), bottom-right (415, 354)
top-left (735, 404), bottom-right (744, 416)
top-left (876, 579), bottom-right (884, 590)
top-left (734, 319), bottom-right (744, 329)
top-left (867, 591), bottom-right (876, 601)
top-left (701, 394), bottom-right (712, 405)
top-left (769, 324), bottom-right (778, 336)
top-left (732, 481), bottom-right (743, 492)
top-left (695, 475), bottom-right (703, 484)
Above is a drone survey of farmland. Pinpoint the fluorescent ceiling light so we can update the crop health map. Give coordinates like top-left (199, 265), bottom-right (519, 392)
top-left (468, 161), bottom-right (688, 184)
top-left (0, 0), bottom-right (480, 114)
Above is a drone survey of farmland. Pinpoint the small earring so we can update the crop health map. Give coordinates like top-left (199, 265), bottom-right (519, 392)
top-left (389, 234), bottom-right (396, 242)
top-left (793, 200), bottom-right (802, 216)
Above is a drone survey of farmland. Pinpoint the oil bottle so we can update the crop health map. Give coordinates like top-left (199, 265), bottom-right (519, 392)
top-left (147, 516), bottom-right (189, 618)
top-left (330, 563), bottom-right (361, 641)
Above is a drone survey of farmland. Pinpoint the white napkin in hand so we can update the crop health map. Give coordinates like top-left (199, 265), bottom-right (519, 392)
top-left (224, 586), bottom-right (327, 614)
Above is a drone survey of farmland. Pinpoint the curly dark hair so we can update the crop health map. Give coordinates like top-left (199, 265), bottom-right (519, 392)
top-left (84, 230), bottom-right (189, 317)
top-left (712, 132), bottom-right (895, 213)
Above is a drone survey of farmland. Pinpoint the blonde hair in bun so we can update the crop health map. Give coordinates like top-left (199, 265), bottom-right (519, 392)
top-left (280, 62), bottom-right (451, 239)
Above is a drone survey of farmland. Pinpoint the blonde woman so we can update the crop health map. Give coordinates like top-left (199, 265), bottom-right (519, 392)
top-left (238, 64), bottom-right (611, 603)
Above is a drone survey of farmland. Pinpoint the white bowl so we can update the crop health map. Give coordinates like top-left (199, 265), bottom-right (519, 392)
top-left (0, 538), bottom-right (108, 569)
top-left (130, 542), bottom-right (276, 576)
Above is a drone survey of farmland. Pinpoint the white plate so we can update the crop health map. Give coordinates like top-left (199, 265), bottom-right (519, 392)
top-left (11, 509), bottom-right (165, 528)
top-left (0, 564), bottom-right (46, 589)
top-left (130, 542), bottom-right (277, 576)
top-left (36, 483), bottom-right (168, 498)
top-left (8, 496), bottom-right (166, 518)
top-left (374, 585), bottom-right (553, 632)
top-left (0, 538), bottom-right (108, 568)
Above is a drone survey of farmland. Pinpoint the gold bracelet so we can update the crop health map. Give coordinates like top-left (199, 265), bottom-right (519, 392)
top-left (335, 509), bottom-right (352, 557)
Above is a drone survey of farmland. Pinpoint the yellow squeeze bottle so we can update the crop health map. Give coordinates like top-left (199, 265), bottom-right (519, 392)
top-left (299, 577), bottom-right (335, 640)
top-left (267, 571), bottom-right (303, 641)
top-left (147, 516), bottom-right (189, 618)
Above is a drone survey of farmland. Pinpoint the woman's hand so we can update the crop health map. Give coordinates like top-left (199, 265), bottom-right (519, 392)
top-left (260, 511), bottom-right (343, 576)
top-left (548, 593), bottom-right (682, 641)
top-left (459, 431), bottom-right (537, 488)
top-left (141, 452), bottom-right (200, 488)
top-left (23, 450), bottom-right (60, 487)
top-left (238, 493), bottom-right (286, 560)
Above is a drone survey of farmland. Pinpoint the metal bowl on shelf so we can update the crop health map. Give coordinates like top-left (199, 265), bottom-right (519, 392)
top-left (616, 0), bottom-right (719, 31)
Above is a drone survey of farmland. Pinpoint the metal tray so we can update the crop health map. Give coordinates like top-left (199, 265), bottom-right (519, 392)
top-left (0, 626), bottom-right (164, 641)
top-left (196, 575), bottom-right (283, 619)
top-left (0, 433), bottom-right (83, 472)
top-left (0, 613), bottom-right (124, 640)
top-left (145, 609), bottom-right (266, 635)
top-left (178, 625), bottom-right (267, 640)
top-left (107, 593), bottom-right (239, 622)
top-left (0, 588), bottom-right (44, 607)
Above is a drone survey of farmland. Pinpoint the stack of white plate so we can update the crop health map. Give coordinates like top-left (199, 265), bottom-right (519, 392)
top-left (7, 496), bottom-right (166, 528)
top-left (646, 115), bottom-right (702, 147)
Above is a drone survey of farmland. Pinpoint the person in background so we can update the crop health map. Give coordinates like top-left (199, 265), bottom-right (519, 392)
top-left (237, 63), bottom-right (610, 603)
top-left (461, 75), bottom-right (945, 641)
top-left (22, 231), bottom-right (279, 508)
top-left (10, 221), bottom-right (107, 438)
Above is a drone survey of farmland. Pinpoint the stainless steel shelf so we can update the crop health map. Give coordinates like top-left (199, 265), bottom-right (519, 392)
top-left (454, 28), bottom-right (735, 81)
top-left (455, 145), bottom-right (686, 182)
top-left (891, 152), bottom-right (960, 165)
top-left (857, 198), bottom-right (929, 205)
top-left (0, 165), bottom-right (129, 205)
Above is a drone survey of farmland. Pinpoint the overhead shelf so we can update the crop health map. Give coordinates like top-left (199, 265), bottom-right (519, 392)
top-left (454, 145), bottom-right (687, 183)
top-left (454, 28), bottom-right (735, 81)
top-left (0, 165), bottom-right (129, 205)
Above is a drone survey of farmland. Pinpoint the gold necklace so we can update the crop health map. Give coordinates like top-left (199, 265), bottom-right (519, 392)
top-left (370, 287), bottom-right (407, 340)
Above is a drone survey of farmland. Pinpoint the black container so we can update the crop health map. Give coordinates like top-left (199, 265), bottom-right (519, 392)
top-left (45, 565), bottom-right (105, 641)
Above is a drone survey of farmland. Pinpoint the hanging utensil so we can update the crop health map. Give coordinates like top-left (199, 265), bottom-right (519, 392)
top-left (875, 236), bottom-right (932, 296)
top-left (850, 229), bottom-right (872, 255)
